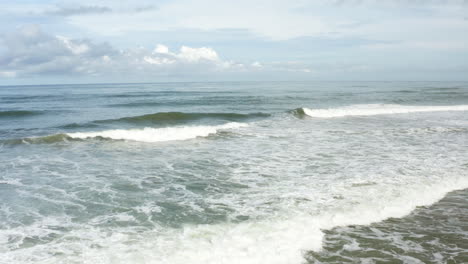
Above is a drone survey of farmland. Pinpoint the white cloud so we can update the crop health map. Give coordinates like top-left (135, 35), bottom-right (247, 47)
top-left (251, 61), bottom-right (262, 68)
top-left (0, 26), bottom-right (280, 78)
top-left (177, 46), bottom-right (219, 62)
top-left (154, 44), bottom-right (169, 54)
top-left (148, 44), bottom-right (220, 63)
top-left (0, 71), bottom-right (16, 78)
top-left (143, 56), bottom-right (175, 65)
top-left (3, 0), bottom-right (467, 81)
top-left (57, 36), bottom-right (90, 54)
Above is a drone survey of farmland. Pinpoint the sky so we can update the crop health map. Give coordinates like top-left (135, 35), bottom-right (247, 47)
top-left (0, 0), bottom-right (468, 84)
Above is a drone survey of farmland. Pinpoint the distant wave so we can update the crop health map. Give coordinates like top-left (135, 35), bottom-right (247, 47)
top-left (66, 122), bottom-right (247, 143)
top-left (0, 110), bottom-right (42, 118)
top-left (296, 104), bottom-right (468, 118)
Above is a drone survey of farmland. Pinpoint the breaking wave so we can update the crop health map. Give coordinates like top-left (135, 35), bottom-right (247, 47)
top-left (1, 123), bottom-right (247, 145)
top-left (66, 122), bottom-right (247, 143)
top-left (298, 104), bottom-right (468, 118)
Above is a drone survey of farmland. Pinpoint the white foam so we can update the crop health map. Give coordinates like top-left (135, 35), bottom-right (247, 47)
top-left (148, 177), bottom-right (468, 264)
top-left (3, 104), bottom-right (468, 264)
top-left (66, 122), bottom-right (247, 143)
top-left (302, 104), bottom-right (468, 118)
top-left (6, 176), bottom-right (465, 264)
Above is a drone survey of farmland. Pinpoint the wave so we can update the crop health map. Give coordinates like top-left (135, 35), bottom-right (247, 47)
top-left (0, 95), bottom-right (63, 100)
top-left (2, 134), bottom-right (79, 145)
top-left (298, 104), bottom-right (468, 118)
top-left (66, 122), bottom-right (247, 143)
top-left (2, 123), bottom-right (247, 145)
top-left (107, 112), bottom-right (269, 124)
top-left (60, 112), bottom-right (268, 129)
top-left (0, 110), bottom-right (42, 118)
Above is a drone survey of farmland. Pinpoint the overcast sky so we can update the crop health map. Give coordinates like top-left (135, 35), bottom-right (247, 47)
top-left (1, 0), bottom-right (468, 84)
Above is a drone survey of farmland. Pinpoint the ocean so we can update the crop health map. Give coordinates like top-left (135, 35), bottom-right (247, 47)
top-left (0, 81), bottom-right (467, 264)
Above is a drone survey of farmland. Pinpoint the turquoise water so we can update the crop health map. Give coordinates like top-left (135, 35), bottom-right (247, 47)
top-left (1, 82), bottom-right (467, 263)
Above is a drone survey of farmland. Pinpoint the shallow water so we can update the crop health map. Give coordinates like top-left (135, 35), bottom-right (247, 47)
top-left (307, 188), bottom-right (468, 264)
top-left (1, 81), bottom-right (467, 263)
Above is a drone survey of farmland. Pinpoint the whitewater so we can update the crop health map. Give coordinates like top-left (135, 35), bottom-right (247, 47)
top-left (301, 104), bottom-right (468, 118)
top-left (66, 122), bottom-right (247, 143)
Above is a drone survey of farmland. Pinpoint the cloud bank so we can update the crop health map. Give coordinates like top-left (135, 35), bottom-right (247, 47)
top-left (0, 25), bottom-right (269, 79)
top-left (1, 0), bottom-right (467, 82)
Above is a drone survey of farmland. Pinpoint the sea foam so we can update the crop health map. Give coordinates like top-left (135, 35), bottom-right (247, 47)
top-left (66, 122), bottom-right (247, 143)
top-left (5, 175), bottom-right (464, 264)
top-left (148, 177), bottom-right (468, 264)
top-left (301, 104), bottom-right (468, 118)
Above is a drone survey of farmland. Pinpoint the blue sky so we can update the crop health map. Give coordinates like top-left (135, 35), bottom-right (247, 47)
top-left (1, 0), bottom-right (468, 84)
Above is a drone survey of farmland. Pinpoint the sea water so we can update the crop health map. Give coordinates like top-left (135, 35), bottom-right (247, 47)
top-left (0, 82), bottom-right (467, 263)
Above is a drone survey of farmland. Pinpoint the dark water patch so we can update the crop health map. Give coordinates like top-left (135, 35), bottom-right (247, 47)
top-left (334, 92), bottom-right (356, 96)
top-left (351, 182), bottom-right (377, 187)
top-left (0, 95), bottom-right (65, 101)
top-left (108, 102), bottom-right (162, 108)
top-left (306, 188), bottom-right (468, 264)
top-left (395, 90), bottom-right (420, 93)
top-left (0, 110), bottom-right (43, 119)
top-left (59, 123), bottom-right (100, 129)
top-left (1, 95), bottom-right (51, 100)
top-left (423, 87), bottom-right (463, 91)
top-left (107, 95), bottom-right (271, 108)
top-left (399, 127), bottom-right (468, 135)
top-left (428, 91), bottom-right (467, 95)
top-left (107, 93), bottom-right (170, 98)
top-left (104, 91), bottom-right (234, 99)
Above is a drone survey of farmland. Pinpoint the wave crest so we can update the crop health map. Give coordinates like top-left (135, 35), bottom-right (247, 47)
top-left (299, 104), bottom-right (468, 118)
top-left (66, 122), bottom-right (247, 143)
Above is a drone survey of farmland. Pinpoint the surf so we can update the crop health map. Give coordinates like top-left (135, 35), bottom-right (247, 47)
top-left (66, 122), bottom-right (247, 143)
top-left (297, 104), bottom-right (468, 118)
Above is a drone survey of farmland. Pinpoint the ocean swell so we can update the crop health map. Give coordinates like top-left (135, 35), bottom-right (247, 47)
top-left (106, 112), bottom-right (269, 124)
top-left (0, 110), bottom-right (42, 119)
top-left (60, 112), bottom-right (269, 129)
